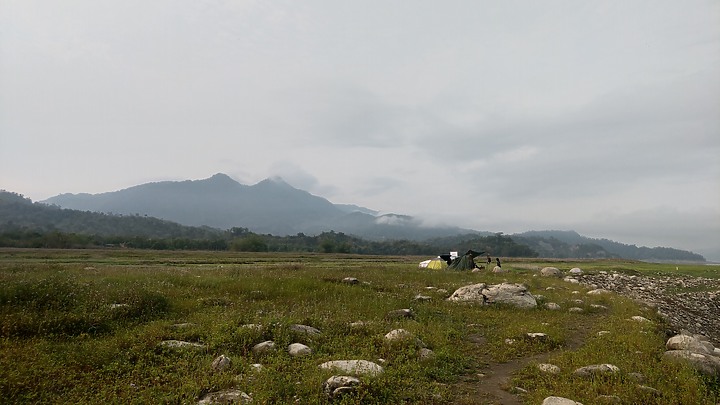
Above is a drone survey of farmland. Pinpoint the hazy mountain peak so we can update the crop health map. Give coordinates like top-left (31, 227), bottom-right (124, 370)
top-left (206, 173), bottom-right (239, 185)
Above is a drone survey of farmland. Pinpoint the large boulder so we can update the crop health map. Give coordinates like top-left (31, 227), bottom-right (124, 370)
top-left (540, 267), bottom-right (562, 277)
top-left (482, 283), bottom-right (538, 308)
top-left (663, 350), bottom-right (720, 376)
top-left (447, 283), bottom-right (537, 308)
top-left (446, 283), bottom-right (487, 302)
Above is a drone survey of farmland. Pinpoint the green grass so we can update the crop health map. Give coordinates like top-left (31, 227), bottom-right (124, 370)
top-left (0, 249), bottom-right (717, 404)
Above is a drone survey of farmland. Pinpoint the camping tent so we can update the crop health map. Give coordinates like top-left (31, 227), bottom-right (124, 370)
top-left (447, 250), bottom-right (485, 271)
top-left (418, 257), bottom-right (448, 270)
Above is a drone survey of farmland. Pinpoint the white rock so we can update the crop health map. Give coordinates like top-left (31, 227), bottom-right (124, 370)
top-left (252, 340), bottom-right (276, 355)
top-left (587, 289), bottom-right (612, 295)
top-left (573, 363), bottom-right (620, 378)
top-left (290, 324), bottom-right (321, 335)
top-left (319, 360), bottom-right (384, 376)
top-left (288, 343), bottom-right (312, 357)
top-left (631, 316), bottom-right (651, 323)
top-left (540, 267), bottom-right (562, 277)
top-left (569, 267), bottom-right (583, 275)
top-left (537, 363), bottom-right (561, 374)
top-left (546, 302), bottom-right (561, 310)
top-left (323, 375), bottom-right (361, 398)
top-left (159, 340), bottom-right (206, 350)
top-left (197, 389), bottom-right (252, 404)
top-left (542, 396), bottom-right (584, 405)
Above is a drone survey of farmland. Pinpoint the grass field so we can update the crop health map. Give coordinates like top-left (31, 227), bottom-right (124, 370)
top-left (0, 249), bottom-right (717, 404)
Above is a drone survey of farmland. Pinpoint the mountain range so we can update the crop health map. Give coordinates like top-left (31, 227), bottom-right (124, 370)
top-left (0, 173), bottom-right (704, 261)
top-left (42, 173), bottom-right (474, 241)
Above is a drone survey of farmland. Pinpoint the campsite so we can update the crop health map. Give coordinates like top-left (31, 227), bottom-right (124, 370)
top-left (1, 248), bottom-right (718, 404)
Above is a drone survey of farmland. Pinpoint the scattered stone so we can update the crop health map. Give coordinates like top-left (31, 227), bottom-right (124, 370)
top-left (542, 396), bottom-right (584, 405)
top-left (597, 330), bottom-right (611, 336)
top-left (627, 372), bottom-right (646, 382)
top-left (240, 324), bottom-right (263, 331)
top-left (537, 363), bottom-right (561, 374)
top-left (290, 324), bottom-right (321, 335)
top-left (590, 304), bottom-right (608, 310)
top-left (546, 302), bottom-right (561, 310)
top-left (414, 294), bottom-right (432, 301)
top-left (572, 363), bottom-right (620, 378)
top-left (384, 329), bottom-right (426, 347)
top-left (211, 354), bottom-right (232, 372)
top-left (587, 289), bottom-right (612, 295)
top-left (564, 277), bottom-right (580, 284)
top-left (250, 363), bottom-right (263, 372)
top-left (631, 316), bottom-right (652, 323)
top-left (492, 266), bottom-right (505, 273)
top-left (510, 386), bottom-right (528, 394)
top-left (323, 375), bottom-right (360, 399)
top-left (540, 267), bottom-right (562, 277)
top-left (526, 332), bottom-right (548, 341)
top-left (288, 343), bottom-right (312, 357)
top-left (319, 360), bottom-right (384, 376)
top-left (342, 277), bottom-right (359, 285)
top-left (159, 340), bottom-right (206, 350)
top-left (109, 303), bottom-right (129, 309)
top-left (197, 389), bottom-right (252, 405)
top-left (569, 267), bottom-right (583, 275)
top-left (569, 307), bottom-right (583, 313)
top-left (252, 340), bottom-right (276, 355)
top-left (637, 385), bottom-right (662, 396)
top-left (418, 348), bottom-right (435, 360)
top-left (575, 272), bottom-right (720, 346)
top-left (171, 322), bottom-right (195, 329)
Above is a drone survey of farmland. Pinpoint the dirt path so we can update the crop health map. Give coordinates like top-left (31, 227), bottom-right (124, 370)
top-left (452, 321), bottom-right (594, 404)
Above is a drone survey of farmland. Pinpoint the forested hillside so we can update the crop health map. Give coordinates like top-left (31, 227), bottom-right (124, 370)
top-left (514, 230), bottom-right (705, 262)
top-left (0, 190), bottom-right (706, 261)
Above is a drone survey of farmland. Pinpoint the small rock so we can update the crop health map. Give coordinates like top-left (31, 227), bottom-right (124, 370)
top-left (569, 267), bottom-right (583, 275)
top-left (631, 316), bottom-right (651, 323)
top-left (537, 363), bottom-right (561, 374)
top-left (290, 324), bottom-right (321, 335)
top-left (252, 340), bottom-right (276, 355)
top-left (546, 302), bottom-right (561, 310)
top-left (342, 277), bottom-right (359, 285)
top-left (418, 347), bottom-right (435, 360)
top-left (542, 396), bottom-right (584, 405)
top-left (288, 343), bottom-right (312, 357)
top-left (319, 360), bottom-right (384, 376)
top-left (159, 340), bottom-right (206, 350)
top-left (587, 289), bottom-right (612, 295)
top-left (211, 354), bottom-right (232, 371)
top-left (595, 395), bottom-right (621, 404)
top-left (569, 307), bottom-right (583, 313)
top-left (414, 294), bottom-right (432, 301)
top-left (198, 389), bottom-right (251, 404)
top-left (323, 375), bottom-right (360, 399)
top-left (573, 363), bottom-right (620, 378)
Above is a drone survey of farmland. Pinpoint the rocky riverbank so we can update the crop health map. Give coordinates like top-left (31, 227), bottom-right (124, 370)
top-left (573, 270), bottom-right (720, 346)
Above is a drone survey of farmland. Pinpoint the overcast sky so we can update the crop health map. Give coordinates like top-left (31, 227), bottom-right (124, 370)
top-left (1, 1), bottom-right (719, 260)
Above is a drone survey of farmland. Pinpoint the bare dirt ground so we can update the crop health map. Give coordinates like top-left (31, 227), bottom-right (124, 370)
top-left (451, 270), bottom-right (720, 404)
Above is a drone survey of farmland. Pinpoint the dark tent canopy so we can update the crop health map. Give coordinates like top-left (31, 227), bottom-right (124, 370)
top-left (447, 250), bottom-right (485, 271)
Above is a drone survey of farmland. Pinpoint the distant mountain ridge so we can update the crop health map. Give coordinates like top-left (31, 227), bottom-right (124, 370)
top-left (42, 173), bottom-right (471, 241)
top-left (512, 230), bottom-right (706, 262)
top-left (0, 179), bottom-right (707, 261)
